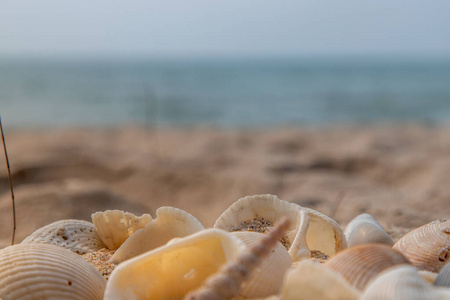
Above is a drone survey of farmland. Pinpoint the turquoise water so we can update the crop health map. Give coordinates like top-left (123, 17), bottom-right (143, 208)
top-left (1, 57), bottom-right (450, 128)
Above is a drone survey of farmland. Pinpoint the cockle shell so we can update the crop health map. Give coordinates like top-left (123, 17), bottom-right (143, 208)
top-left (92, 210), bottom-right (152, 250)
top-left (0, 244), bottom-right (106, 300)
top-left (361, 265), bottom-right (450, 300)
top-left (325, 243), bottom-right (410, 290)
top-left (231, 231), bottom-right (292, 299)
top-left (344, 213), bottom-right (393, 247)
top-left (104, 229), bottom-right (246, 300)
top-left (435, 260), bottom-right (450, 287)
top-left (279, 261), bottom-right (360, 300)
top-left (214, 194), bottom-right (346, 262)
top-left (21, 219), bottom-right (106, 254)
top-left (393, 219), bottom-right (450, 272)
top-left (111, 206), bottom-right (204, 263)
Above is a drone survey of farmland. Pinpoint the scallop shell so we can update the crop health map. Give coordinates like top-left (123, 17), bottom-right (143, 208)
top-left (111, 206), bottom-right (204, 263)
top-left (184, 218), bottom-right (291, 300)
top-left (279, 261), bottom-right (360, 300)
top-left (344, 213), bottom-right (393, 247)
top-left (435, 260), bottom-right (450, 287)
top-left (393, 219), bottom-right (450, 272)
top-left (214, 194), bottom-right (346, 262)
top-left (231, 231), bottom-right (292, 299)
top-left (0, 244), bottom-right (106, 299)
top-left (92, 210), bottom-right (152, 250)
top-left (21, 219), bottom-right (106, 254)
top-left (361, 265), bottom-right (450, 300)
top-left (104, 229), bottom-right (246, 300)
top-left (325, 243), bottom-right (410, 290)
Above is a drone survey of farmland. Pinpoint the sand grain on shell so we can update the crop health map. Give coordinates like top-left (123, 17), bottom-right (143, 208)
top-left (83, 248), bottom-right (116, 280)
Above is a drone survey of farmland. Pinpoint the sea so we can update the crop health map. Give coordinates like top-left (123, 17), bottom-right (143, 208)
top-left (1, 56), bottom-right (450, 129)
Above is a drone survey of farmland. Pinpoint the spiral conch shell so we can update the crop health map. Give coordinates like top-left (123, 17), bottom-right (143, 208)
top-left (0, 244), bottom-right (106, 300)
top-left (21, 219), bottom-right (106, 254)
top-left (344, 213), bottom-right (393, 247)
top-left (214, 194), bottom-right (346, 262)
top-left (279, 261), bottom-right (360, 300)
top-left (104, 229), bottom-right (246, 300)
top-left (92, 210), bottom-right (152, 250)
top-left (361, 265), bottom-right (450, 300)
top-left (111, 206), bottom-right (204, 263)
top-left (393, 219), bottom-right (450, 272)
top-left (325, 244), bottom-right (410, 290)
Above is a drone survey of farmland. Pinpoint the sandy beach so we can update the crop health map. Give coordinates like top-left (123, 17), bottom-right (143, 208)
top-left (0, 124), bottom-right (449, 247)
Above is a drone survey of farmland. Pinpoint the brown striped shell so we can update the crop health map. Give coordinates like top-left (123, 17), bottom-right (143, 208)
top-left (325, 244), bottom-right (410, 290)
top-left (0, 244), bottom-right (106, 299)
top-left (393, 219), bottom-right (450, 272)
top-left (21, 219), bottom-right (106, 254)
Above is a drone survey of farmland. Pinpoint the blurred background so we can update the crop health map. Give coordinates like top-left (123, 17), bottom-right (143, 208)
top-left (1, 1), bottom-right (450, 245)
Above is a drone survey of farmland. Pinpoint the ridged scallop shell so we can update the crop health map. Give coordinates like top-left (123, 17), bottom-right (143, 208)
top-left (111, 206), bottom-right (204, 263)
top-left (393, 219), bottom-right (450, 272)
top-left (214, 194), bottom-right (346, 262)
top-left (231, 231), bottom-right (292, 299)
top-left (21, 219), bottom-right (106, 254)
top-left (361, 265), bottom-right (450, 300)
top-left (325, 244), bottom-right (410, 290)
top-left (279, 261), bottom-right (360, 300)
top-left (104, 229), bottom-right (246, 300)
top-left (435, 261), bottom-right (450, 287)
top-left (0, 244), bottom-right (106, 299)
top-left (92, 210), bottom-right (152, 250)
top-left (344, 213), bottom-right (393, 247)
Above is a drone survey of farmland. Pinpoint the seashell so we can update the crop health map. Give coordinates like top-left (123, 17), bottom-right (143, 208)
top-left (435, 260), bottom-right (450, 287)
top-left (325, 243), bottom-right (410, 290)
top-left (279, 261), bottom-right (360, 300)
top-left (111, 206), bottom-right (204, 263)
top-left (361, 265), bottom-right (450, 300)
top-left (104, 228), bottom-right (247, 300)
top-left (393, 219), bottom-right (450, 272)
top-left (21, 219), bottom-right (106, 254)
top-left (420, 270), bottom-right (438, 285)
top-left (344, 213), bottom-right (393, 247)
top-left (184, 217), bottom-right (291, 300)
top-left (91, 210), bottom-right (152, 250)
top-left (214, 194), bottom-right (346, 262)
top-left (230, 231), bottom-right (292, 299)
top-left (0, 244), bottom-right (106, 299)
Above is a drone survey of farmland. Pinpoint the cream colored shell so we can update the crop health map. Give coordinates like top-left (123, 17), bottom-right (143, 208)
top-left (344, 213), bottom-right (393, 247)
top-left (104, 229), bottom-right (246, 300)
top-left (393, 219), bottom-right (450, 272)
top-left (0, 244), bottom-right (106, 300)
top-left (214, 194), bottom-right (346, 262)
top-left (21, 219), bottom-right (106, 254)
top-left (435, 261), bottom-right (450, 287)
top-left (111, 206), bottom-right (204, 263)
top-left (231, 231), bottom-right (292, 299)
top-left (279, 261), bottom-right (360, 300)
top-left (361, 265), bottom-right (450, 300)
top-left (325, 243), bottom-right (410, 290)
top-left (91, 210), bottom-right (152, 250)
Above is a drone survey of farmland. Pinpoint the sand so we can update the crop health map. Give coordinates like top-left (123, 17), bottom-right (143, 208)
top-left (0, 124), bottom-right (449, 247)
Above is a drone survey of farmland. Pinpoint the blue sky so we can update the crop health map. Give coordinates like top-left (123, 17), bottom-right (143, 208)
top-left (1, 1), bottom-right (450, 58)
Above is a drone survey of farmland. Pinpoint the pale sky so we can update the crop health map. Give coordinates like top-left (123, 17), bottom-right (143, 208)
top-left (1, 0), bottom-right (450, 58)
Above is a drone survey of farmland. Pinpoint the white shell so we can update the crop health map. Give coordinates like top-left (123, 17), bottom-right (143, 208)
top-left (111, 206), bottom-right (204, 263)
top-left (361, 265), bottom-right (450, 300)
top-left (435, 261), bottom-right (450, 287)
top-left (279, 261), bottom-right (360, 300)
top-left (214, 194), bottom-right (346, 262)
top-left (231, 231), bottom-right (292, 298)
top-left (344, 213), bottom-right (393, 247)
top-left (91, 210), bottom-right (152, 250)
top-left (393, 219), bottom-right (450, 272)
top-left (0, 244), bottom-right (106, 299)
top-left (104, 229), bottom-right (246, 300)
top-left (21, 219), bottom-right (106, 254)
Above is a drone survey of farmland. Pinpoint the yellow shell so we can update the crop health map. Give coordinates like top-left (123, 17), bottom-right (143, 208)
top-left (393, 219), bottom-right (450, 272)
